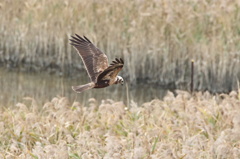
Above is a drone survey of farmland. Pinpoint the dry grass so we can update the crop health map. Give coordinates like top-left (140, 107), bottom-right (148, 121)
top-left (0, 90), bottom-right (240, 158)
top-left (0, 0), bottom-right (240, 91)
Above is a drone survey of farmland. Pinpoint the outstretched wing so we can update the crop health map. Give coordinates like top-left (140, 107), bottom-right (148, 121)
top-left (70, 34), bottom-right (109, 82)
top-left (97, 58), bottom-right (124, 84)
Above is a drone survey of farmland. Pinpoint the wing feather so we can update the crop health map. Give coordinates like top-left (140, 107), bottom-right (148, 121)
top-left (97, 58), bottom-right (124, 84)
top-left (70, 34), bottom-right (109, 82)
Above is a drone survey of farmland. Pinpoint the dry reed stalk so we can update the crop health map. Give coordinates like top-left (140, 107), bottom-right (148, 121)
top-left (191, 60), bottom-right (194, 93)
top-left (0, 91), bottom-right (240, 158)
top-left (0, 0), bottom-right (239, 92)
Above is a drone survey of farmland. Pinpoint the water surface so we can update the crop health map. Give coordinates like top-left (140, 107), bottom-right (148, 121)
top-left (0, 68), bottom-right (167, 107)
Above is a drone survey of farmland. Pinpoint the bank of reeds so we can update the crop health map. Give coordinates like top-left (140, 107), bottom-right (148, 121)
top-left (0, 0), bottom-right (239, 92)
top-left (0, 90), bottom-right (239, 158)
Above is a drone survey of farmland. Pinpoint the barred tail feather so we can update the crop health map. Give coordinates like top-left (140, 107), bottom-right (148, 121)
top-left (72, 82), bottom-right (95, 93)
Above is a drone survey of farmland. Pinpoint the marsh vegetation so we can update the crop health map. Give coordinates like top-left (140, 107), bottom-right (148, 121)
top-left (0, 1), bottom-right (240, 158)
top-left (0, 0), bottom-right (239, 92)
top-left (0, 91), bottom-right (240, 158)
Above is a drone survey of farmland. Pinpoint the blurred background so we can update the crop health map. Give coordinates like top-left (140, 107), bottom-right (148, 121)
top-left (0, 0), bottom-right (239, 106)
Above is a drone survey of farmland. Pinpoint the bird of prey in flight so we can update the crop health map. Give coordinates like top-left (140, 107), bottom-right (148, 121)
top-left (70, 34), bottom-right (124, 93)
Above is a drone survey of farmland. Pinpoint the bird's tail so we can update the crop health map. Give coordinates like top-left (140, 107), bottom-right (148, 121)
top-left (72, 82), bottom-right (95, 93)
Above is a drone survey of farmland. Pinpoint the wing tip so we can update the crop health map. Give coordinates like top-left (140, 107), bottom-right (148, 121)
top-left (69, 34), bottom-right (92, 45)
top-left (110, 58), bottom-right (124, 65)
top-left (83, 35), bottom-right (92, 43)
top-left (120, 58), bottom-right (124, 64)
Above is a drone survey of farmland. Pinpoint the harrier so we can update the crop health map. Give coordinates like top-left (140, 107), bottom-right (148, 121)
top-left (70, 34), bottom-right (124, 93)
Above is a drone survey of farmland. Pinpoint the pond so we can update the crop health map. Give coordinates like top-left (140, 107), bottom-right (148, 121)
top-left (0, 68), bottom-right (167, 107)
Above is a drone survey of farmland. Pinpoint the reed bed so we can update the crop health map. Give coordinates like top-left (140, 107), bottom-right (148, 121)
top-left (0, 90), bottom-right (240, 158)
top-left (0, 0), bottom-right (240, 92)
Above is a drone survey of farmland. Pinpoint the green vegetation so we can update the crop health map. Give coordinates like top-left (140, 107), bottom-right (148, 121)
top-left (0, 0), bottom-right (239, 91)
top-left (0, 91), bottom-right (239, 158)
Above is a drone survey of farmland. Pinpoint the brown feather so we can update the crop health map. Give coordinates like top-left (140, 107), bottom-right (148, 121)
top-left (72, 82), bottom-right (95, 93)
top-left (70, 34), bottom-right (108, 82)
top-left (97, 58), bottom-right (124, 85)
top-left (120, 58), bottom-right (124, 64)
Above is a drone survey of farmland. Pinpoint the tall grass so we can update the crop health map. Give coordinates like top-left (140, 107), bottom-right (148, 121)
top-left (0, 0), bottom-right (239, 92)
top-left (0, 91), bottom-right (240, 158)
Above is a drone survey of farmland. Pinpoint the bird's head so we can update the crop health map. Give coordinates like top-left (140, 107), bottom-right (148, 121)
top-left (116, 76), bottom-right (124, 85)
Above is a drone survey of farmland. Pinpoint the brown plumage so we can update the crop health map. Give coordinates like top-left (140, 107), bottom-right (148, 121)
top-left (70, 34), bottom-right (124, 93)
